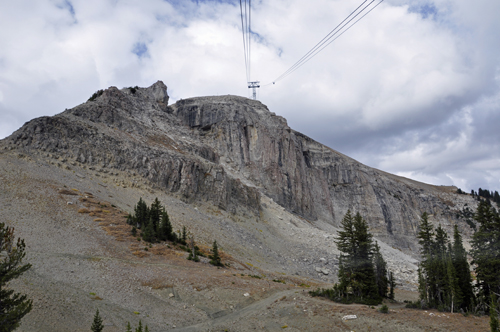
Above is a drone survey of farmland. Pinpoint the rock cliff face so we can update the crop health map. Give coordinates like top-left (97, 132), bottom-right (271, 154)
top-left (4, 81), bottom-right (477, 252)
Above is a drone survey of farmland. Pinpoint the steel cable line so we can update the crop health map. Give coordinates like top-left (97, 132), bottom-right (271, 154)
top-left (264, 0), bottom-right (383, 86)
top-left (239, 0), bottom-right (252, 83)
top-left (275, 0), bottom-right (383, 83)
top-left (248, 0), bottom-right (251, 83)
top-left (274, 0), bottom-right (371, 82)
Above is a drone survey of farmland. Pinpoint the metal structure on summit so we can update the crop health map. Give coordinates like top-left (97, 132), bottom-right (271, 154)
top-left (239, 0), bottom-right (259, 99)
top-left (238, 0), bottom-right (385, 95)
top-left (248, 81), bottom-right (260, 100)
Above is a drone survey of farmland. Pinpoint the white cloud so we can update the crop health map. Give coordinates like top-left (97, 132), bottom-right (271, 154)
top-left (0, 0), bottom-right (499, 192)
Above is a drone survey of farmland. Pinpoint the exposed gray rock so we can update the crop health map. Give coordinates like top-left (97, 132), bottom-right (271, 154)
top-left (4, 81), bottom-right (479, 255)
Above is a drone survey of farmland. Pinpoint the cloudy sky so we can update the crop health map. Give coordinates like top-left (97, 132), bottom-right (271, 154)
top-left (1, 0), bottom-right (499, 193)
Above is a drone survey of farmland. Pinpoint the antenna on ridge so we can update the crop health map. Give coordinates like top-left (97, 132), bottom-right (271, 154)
top-left (248, 81), bottom-right (260, 100)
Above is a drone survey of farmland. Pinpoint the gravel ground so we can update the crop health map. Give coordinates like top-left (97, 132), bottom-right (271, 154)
top-left (0, 151), bottom-right (487, 331)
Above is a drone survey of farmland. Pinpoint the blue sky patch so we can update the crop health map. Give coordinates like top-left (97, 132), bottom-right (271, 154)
top-left (408, 2), bottom-right (438, 20)
top-left (132, 42), bottom-right (149, 59)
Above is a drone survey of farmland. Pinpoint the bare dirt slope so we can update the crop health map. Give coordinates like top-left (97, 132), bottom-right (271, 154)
top-left (1, 152), bottom-right (489, 331)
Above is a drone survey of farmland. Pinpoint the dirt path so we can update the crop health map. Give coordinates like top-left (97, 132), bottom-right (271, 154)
top-left (174, 289), bottom-right (298, 332)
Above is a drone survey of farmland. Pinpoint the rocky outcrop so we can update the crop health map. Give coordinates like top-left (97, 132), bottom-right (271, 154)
top-left (4, 81), bottom-right (477, 252)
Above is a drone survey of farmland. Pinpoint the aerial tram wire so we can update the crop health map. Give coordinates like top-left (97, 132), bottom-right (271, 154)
top-left (239, 0), bottom-right (260, 99)
top-left (254, 0), bottom-right (384, 89)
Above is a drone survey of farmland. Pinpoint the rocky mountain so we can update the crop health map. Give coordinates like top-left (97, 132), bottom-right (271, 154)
top-left (5, 81), bottom-right (476, 252)
top-left (0, 80), bottom-right (485, 331)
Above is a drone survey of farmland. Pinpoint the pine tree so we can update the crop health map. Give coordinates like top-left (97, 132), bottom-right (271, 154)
top-left (0, 223), bottom-right (33, 331)
top-left (417, 212), bottom-right (434, 258)
top-left (352, 212), bottom-right (379, 302)
top-left (126, 322), bottom-right (132, 332)
top-left (141, 220), bottom-right (155, 243)
top-left (187, 237), bottom-right (199, 262)
top-left (433, 225), bottom-right (449, 308)
top-left (209, 240), bottom-right (222, 266)
top-left (451, 225), bottom-right (474, 311)
top-left (181, 226), bottom-right (187, 245)
top-left (334, 211), bottom-right (380, 304)
top-left (134, 198), bottom-right (149, 229)
top-left (389, 271), bottom-right (395, 300)
top-left (135, 320), bottom-right (143, 332)
top-left (416, 212), bottom-right (435, 307)
top-left (90, 309), bottom-right (104, 332)
top-left (159, 210), bottom-right (173, 242)
top-left (417, 264), bottom-right (428, 306)
top-left (471, 200), bottom-right (500, 306)
top-left (373, 241), bottom-right (388, 298)
top-left (126, 214), bottom-right (134, 226)
top-left (491, 293), bottom-right (499, 332)
top-left (446, 245), bottom-right (461, 313)
top-left (149, 197), bottom-right (162, 234)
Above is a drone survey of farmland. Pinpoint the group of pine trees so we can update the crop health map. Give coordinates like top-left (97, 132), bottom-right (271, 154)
top-left (415, 212), bottom-right (474, 312)
top-left (91, 309), bottom-right (150, 332)
top-left (126, 197), bottom-right (177, 244)
top-left (126, 197), bottom-right (223, 267)
top-left (468, 187), bottom-right (500, 206)
top-left (311, 211), bottom-right (394, 305)
top-left (415, 199), bottom-right (500, 324)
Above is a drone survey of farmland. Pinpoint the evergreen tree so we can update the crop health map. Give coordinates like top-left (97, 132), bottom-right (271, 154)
top-left (209, 240), bottom-right (223, 266)
top-left (389, 271), bottom-right (395, 300)
top-left (181, 226), bottom-right (187, 245)
top-left (141, 220), bottom-right (155, 243)
top-left (126, 214), bottom-right (134, 226)
top-left (417, 264), bottom-right (428, 306)
top-left (126, 322), bottom-right (132, 332)
top-left (149, 198), bottom-right (162, 234)
top-left (373, 241), bottom-right (388, 298)
top-left (433, 225), bottom-right (449, 308)
top-left (451, 225), bottom-right (474, 311)
top-left (491, 293), bottom-right (500, 332)
top-left (90, 309), bottom-right (104, 332)
top-left (417, 212), bottom-right (434, 258)
top-left (135, 320), bottom-right (143, 332)
top-left (471, 200), bottom-right (500, 306)
top-left (134, 198), bottom-right (149, 229)
top-left (446, 245), bottom-right (462, 313)
top-left (0, 223), bottom-right (32, 331)
top-left (187, 237), bottom-right (199, 262)
top-left (159, 211), bottom-right (173, 242)
top-left (416, 212), bottom-right (435, 307)
top-left (334, 211), bottom-right (380, 304)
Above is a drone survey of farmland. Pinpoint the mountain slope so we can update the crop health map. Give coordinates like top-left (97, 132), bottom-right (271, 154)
top-left (5, 81), bottom-right (476, 251)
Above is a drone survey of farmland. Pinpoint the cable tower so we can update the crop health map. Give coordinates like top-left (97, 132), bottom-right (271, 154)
top-left (248, 81), bottom-right (260, 100)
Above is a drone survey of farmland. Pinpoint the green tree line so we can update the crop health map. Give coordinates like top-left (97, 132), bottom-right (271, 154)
top-left (413, 199), bottom-right (500, 328)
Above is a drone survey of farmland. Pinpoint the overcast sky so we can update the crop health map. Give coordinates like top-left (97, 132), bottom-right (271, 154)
top-left (1, 0), bottom-right (499, 193)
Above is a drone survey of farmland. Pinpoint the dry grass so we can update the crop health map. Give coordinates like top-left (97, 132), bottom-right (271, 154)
top-left (132, 250), bottom-right (148, 258)
top-left (78, 208), bottom-right (90, 213)
top-left (59, 189), bottom-right (78, 195)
